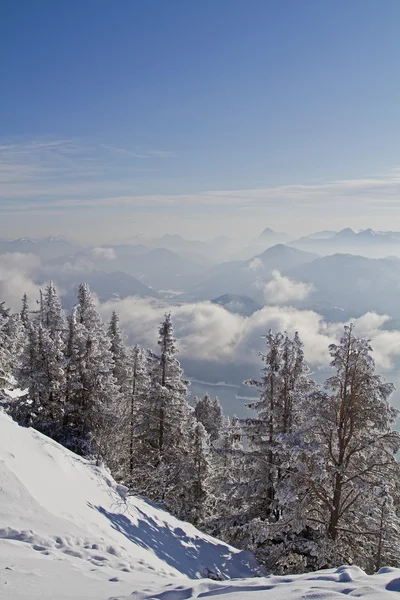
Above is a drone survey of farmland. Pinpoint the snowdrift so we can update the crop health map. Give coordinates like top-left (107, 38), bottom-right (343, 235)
top-left (115, 566), bottom-right (400, 600)
top-left (0, 410), bottom-right (259, 599)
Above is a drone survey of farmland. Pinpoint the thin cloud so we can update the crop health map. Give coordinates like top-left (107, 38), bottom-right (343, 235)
top-left (100, 144), bottom-right (177, 159)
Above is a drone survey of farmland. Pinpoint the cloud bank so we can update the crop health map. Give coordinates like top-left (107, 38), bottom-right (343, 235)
top-left (1, 258), bottom-right (400, 372)
top-left (98, 296), bottom-right (400, 371)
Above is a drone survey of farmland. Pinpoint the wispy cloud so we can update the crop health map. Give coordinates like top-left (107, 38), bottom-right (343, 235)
top-left (2, 137), bottom-right (400, 242)
top-left (100, 144), bottom-right (177, 159)
top-left (1, 137), bottom-right (400, 211)
top-left (0, 137), bottom-right (177, 200)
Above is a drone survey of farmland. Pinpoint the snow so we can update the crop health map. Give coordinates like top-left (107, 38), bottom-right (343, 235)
top-left (114, 567), bottom-right (400, 600)
top-left (2, 409), bottom-right (400, 599)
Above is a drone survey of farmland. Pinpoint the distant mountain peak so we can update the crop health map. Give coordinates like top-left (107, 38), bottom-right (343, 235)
top-left (258, 227), bottom-right (276, 239)
top-left (10, 235), bottom-right (69, 244)
top-left (358, 228), bottom-right (375, 237)
top-left (13, 237), bottom-right (36, 243)
top-left (335, 228), bottom-right (357, 238)
top-left (211, 293), bottom-right (261, 316)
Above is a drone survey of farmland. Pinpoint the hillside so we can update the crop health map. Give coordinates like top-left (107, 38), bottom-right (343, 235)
top-left (0, 410), bottom-right (260, 599)
top-left (3, 410), bottom-right (400, 599)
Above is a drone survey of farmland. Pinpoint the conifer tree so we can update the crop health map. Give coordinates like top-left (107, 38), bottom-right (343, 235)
top-left (107, 310), bottom-right (131, 394)
top-left (194, 393), bottom-right (224, 443)
top-left (63, 283), bottom-right (120, 462)
top-left (122, 344), bottom-right (153, 487)
top-left (212, 415), bottom-right (245, 520)
top-left (183, 419), bottom-right (213, 524)
top-left (283, 325), bottom-right (400, 571)
top-left (241, 331), bottom-right (314, 522)
top-left (0, 302), bottom-right (23, 389)
top-left (146, 313), bottom-right (192, 512)
top-left (16, 284), bottom-right (66, 433)
top-left (20, 293), bottom-right (30, 328)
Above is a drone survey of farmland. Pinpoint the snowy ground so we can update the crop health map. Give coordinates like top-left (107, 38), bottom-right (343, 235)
top-left (2, 409), bottom-right (400, 599)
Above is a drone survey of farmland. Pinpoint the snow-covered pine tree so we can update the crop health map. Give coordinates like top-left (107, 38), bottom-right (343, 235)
top-left (0, 301), bottom-right (24, 390)
top-left (211, 415), bottom-right (245, 521)
top-left (14, 320), bottom-right (40, 422)
top-left (42, 282), bottom-right (65, 333)
top-left (146, 313), bottom-right (193, 514)
top-left (122, 344), bottom-right (153, 488)
top-left (15, 283), bottom-right (66, 434)
top-left (20, 293), bottom-right (30, 328)
top-left (242, 330), bottom-right (283, 520)
top-left (223, 331), bottom-right (316, 573)
top-left (194, 393), bottom-right (224, 444)
top-left (285, 325), bottom-right (400, 571)
top-left (182, 419), bottom-right (213, 525)
top-left (63, 283), bottom-right (121, 463)
top-left (41, 282), bottom-right (66, 425)
top-left (106, 310), bottom-right (133, 478)
top-left (107, 311), bottom-right (131, 394)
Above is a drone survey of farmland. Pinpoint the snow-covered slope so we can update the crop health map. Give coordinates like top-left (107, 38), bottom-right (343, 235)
top-left (3, 409), bottom-right (400, 600)
top-left (0, 410), bottom-right (259, 599)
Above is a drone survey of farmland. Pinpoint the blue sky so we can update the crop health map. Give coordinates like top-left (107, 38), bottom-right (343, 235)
top-left (1, 0), bottom-right (400, 241)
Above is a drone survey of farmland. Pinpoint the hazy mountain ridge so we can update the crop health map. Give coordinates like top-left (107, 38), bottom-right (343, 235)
top-left (290, 228), bottom-right (400, 258)
top-left (188, 244), bottom-right (318, 302)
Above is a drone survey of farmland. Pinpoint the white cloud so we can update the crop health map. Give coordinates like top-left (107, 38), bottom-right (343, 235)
top-left (0, 253), bottom-right (42, 311)
top-left (0, 253), bottom-right (41, 274)
top-left (89, 246), bottom-right (116, 261)
top-left (262, 270), bottom-right (314, 304)
top-left (248, 257), bottom-right (264, 271)
top-left (98, 296), bottom-right (400, 371)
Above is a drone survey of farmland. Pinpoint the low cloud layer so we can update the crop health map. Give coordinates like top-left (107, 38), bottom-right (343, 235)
top-left (98, 296), bottom-right (400, 371)
top-left (1, 258), bottom-right (400, 373)
top-left (261, 270), bottom-right (314, 304)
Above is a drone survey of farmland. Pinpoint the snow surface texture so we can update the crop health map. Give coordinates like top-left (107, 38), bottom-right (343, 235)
top-left (2, 410), bottom-right (400, 599)
top-left (115, 567), bottom-right (400, 600)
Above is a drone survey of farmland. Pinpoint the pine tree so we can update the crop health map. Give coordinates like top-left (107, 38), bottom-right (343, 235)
top-left (212, 415), bottom-right (245, 518)
top-left (107, 311), bottom-right (131, 394)
top-left (242, 331), bottom-right (314, 521)
top-left (0, 302), bottom-right (24, 389)
top-left (42, 282), bottom-right (65, 334)
top-left (20, 293), bottom-right (30, 328)
top-left (194, 393), bottom-right (224, 443)
top-left (123, 344), bottom-right (153, 487)
top-left (15, 284), bottom-right (66, 433)
top-left (285, 325), bottom-right (400, 571)
top-left (41, 282), bottom-right (66, 424)
top-left (63, 283), bottom-right (121, 463)
top-left (183, 419), bottom-right (213, 524)
top-left (145, 313), bottom-right (193, 513)
top-left (214, 331), bottom-right (315, 573)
